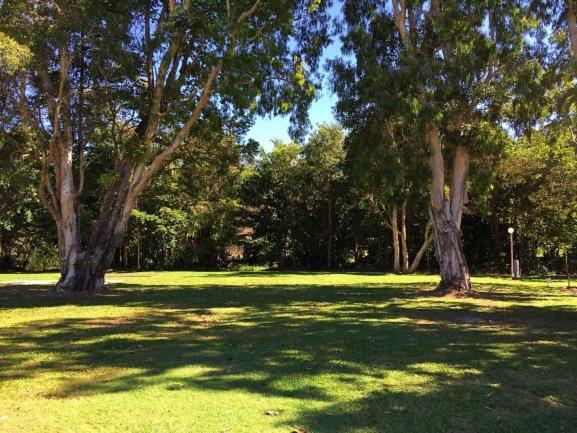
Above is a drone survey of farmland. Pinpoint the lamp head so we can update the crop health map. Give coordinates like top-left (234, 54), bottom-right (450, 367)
top-left (508, 227), bottom-right (515, 234)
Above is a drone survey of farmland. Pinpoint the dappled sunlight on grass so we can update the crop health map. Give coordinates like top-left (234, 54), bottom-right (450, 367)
top-left (1, 271), bottom-right (576, 432)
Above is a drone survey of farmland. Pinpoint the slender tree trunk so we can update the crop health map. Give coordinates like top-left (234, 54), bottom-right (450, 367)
top-left (427, 124), bottom-right (471, 293)
top-left (408, 220), bottom-right (433, 273)
top-left (123, 244), bottom-right (129, 269)
top-left (391, 206), bottom-right (401, 273)
top-left (567, 0), bottom-right (577, 57)
top-left (489, 191), bottom-right (502, 266)
top-left (383, 235), bottom-right (388, 268)
top-left (327, 185), bottom-right (332, 269)
top-left (137, 233), bottom-right (141, 270)
top-left (55, 147), bottom-right (81, 291)
top-left (400, 200), bottom-right (409, 273)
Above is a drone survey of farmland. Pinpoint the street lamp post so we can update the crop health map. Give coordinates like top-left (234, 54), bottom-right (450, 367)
top-left (508, 227), bottom-right (515, 279)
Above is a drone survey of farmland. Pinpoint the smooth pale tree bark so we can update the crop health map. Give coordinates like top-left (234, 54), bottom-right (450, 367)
top-left (34, 49), bottom-right (81, 291)
top-left (400, 200), bottom-right (409, 273)
top-left (47, 58), bottom-right (221, 291)
top-left (385, 205), bottom-right (431, 274)
top-left (428, 124), bottom-right (471, 293)
top-left (408, 220), bottom-right (433, 274)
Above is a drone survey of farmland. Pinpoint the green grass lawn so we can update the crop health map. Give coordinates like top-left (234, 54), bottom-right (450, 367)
top-left (1, 271), bottom-right (576, 433)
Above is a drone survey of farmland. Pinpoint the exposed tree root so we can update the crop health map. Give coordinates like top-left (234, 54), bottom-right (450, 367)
top-left (52, 280), bottom-right (109, 295)
top-left (430, 280), bottom-right (473, 297)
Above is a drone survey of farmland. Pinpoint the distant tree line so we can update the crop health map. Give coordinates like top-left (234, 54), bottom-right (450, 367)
top-left (2, 121), bottom-right (577, 275)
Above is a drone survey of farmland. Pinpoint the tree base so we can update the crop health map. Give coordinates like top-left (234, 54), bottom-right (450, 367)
top-left (54, 270), bottom-right (106, 293)
top-left (431, 279), bottom-right (472, 297)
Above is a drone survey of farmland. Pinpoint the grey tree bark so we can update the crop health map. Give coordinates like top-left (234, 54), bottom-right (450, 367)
top-left (428, 124), bottom-right (471, 293)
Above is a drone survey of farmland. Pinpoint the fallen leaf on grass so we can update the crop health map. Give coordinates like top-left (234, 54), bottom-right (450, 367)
top-left (266, 410), bottom-right (280, 416)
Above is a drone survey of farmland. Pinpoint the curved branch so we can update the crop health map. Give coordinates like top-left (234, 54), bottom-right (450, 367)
top-left (38, 152), bottom-right (61, 222)
top-left (409, 220), bottom-right (433, 273)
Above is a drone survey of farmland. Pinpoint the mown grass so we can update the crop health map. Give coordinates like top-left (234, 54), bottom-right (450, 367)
top-left (1, 271), bottom-right (576, 433)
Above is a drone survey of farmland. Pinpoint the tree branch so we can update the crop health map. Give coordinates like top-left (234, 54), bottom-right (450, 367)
top-left (38, 152), bottom-right (61, 222)
top-left (133, 60), bottom-right (224, 197)
top-left (237, 0), bottom-right (261, 24)
top-left (392, 0), bottom-right (409, 48)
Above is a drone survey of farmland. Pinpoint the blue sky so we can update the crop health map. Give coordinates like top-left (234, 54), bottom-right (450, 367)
top-left (246, 87), bottom-right (338, 151)
top-left (246, 6), bottom-right (343, 151)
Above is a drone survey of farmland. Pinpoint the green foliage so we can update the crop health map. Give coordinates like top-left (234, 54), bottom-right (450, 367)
top-left (122, 132), bottom-right (247, 269)
top-left (0, 31), bottom-right (31, 73)
top-left (0, 130), bottom-right (55, 270)
top-left (493, 123), bottom-right (577, 271)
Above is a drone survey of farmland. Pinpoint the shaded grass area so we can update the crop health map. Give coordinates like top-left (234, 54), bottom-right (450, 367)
top-left (1, 271), bottom-right (576, 432)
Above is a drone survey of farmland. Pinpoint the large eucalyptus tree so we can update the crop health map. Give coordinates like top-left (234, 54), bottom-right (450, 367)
top-left (333, 0), bottom-right (537, 292)
top-left (0, 0), bottom-right (330, 291)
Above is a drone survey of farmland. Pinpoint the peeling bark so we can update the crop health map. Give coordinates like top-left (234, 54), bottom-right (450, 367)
top-left (54, 150), bottom-right (80, 291)
top-left (428, 124), bottom-right (471, 294)
top-left (46, 39), bottom-right (224, 291)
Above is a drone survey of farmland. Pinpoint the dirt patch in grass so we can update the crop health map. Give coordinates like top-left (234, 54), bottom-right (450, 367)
top-left (0, 284), bottom-right (128, 300)
top-left (83, 316), bottom-right (138, 328)
top-left (42, 368), bottom-right (127, 399)
top-left (193, 314), bottom-right (219, 328)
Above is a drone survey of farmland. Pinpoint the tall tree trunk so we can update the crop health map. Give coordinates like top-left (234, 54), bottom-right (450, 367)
top-left (32, 1), bottom-right (245, 293)
top-left (327, 185), bottom-right (332, 269)
top-left (567, 0), bottom-right (577, 58)
top-left (137, 233), bottom-right (141, 270)
top-left (428, 124), bottom-right (471, 293)
top-left (408, 220), bottom-right (433, 274)
top-left (57, 159), bottom-right (135, 292)
top-left (489, 191), bottom-right (502, 266)
top-left (400, 200), bottom-right (409, 273)
top-left (390, 0), bottom-right (471, 291)
top-left (55, 152), bottom-right (81, 291)
top-left (391, 206), bottom-right (401, 273)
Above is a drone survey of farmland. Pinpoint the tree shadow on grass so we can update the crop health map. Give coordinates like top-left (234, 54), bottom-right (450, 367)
top-left (1, 279), bottom-right (577, 432)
